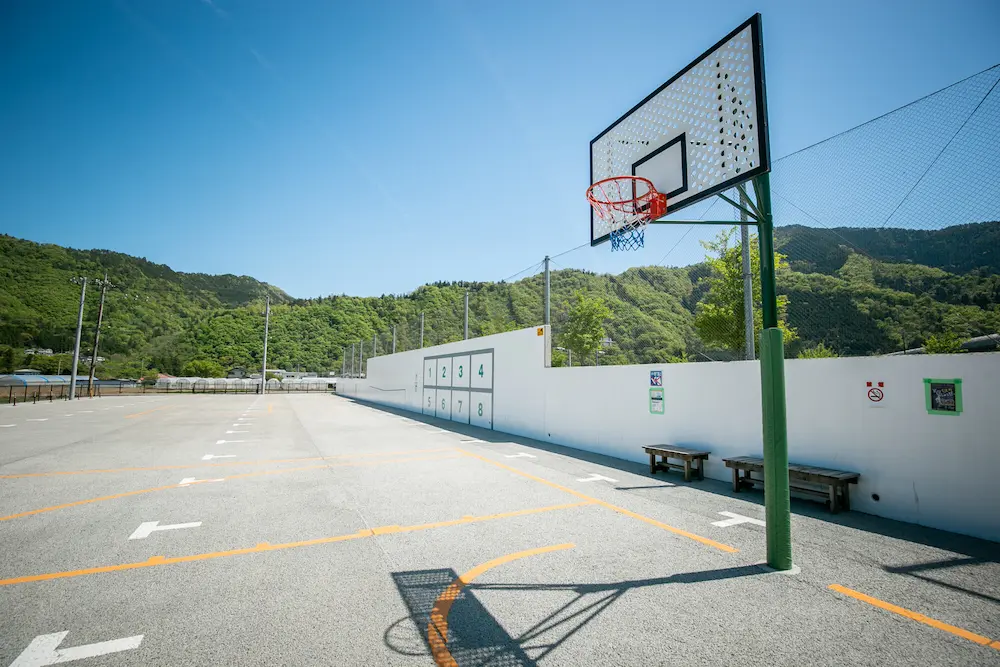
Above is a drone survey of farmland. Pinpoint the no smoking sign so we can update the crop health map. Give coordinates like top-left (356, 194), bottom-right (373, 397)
top-left (866, 381), bottom-right (886, 408)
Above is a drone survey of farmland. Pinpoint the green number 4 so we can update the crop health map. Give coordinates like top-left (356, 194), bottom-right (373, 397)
top-left (478, 364), bottom-right (484, 378)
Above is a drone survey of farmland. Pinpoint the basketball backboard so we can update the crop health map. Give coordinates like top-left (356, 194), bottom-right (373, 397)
top-left (589, 14), bottom-right (770, 245)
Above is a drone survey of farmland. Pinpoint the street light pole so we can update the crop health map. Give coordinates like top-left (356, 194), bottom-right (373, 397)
top-left (261, 296), bottom-right (270, 394)
top-left (68, 277), bottom-right (87, 400)
top-left (86, 273), bottom-right (110, 398)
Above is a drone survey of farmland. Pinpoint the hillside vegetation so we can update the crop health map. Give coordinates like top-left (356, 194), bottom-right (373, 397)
top-left (1, 223), bottom-right (998, 376)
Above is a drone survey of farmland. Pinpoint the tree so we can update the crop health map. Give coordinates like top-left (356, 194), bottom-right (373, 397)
top-left (797, 343), bottom-right (837, 359)
top-left (561, 291), bottom-right (612, 365)
top-left (923, 332), bottom-right (963, 354)
top-left (694, 228), bottom-right (796, 354)
top-left (181, 359), bottom-right (225, 377)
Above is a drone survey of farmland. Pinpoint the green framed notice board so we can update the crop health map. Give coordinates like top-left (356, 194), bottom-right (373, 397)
top-left (923, 378), bottom-right (963, 416)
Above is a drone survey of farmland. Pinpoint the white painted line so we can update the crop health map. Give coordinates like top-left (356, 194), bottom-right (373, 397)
top-left (26, 418), bottom-right (49, 422)
top-left (225, 430), bottom-right (249, 434)
top-left (215, 439), bottom-right (249, 444)
top-left (505, 453), bottom-right (536, 459)
top-left (102, 407), bottom-right (111, 411)
top-left (201, 454), bottom-right (236, 461)
top-left (179, 477), bottom-right (224, 486)
top-left (232, 423), bottom-right (254, 427)
top-left (128, 520), bottom-right (202, 540)
top-left (64, 414), bottom-right (74, 417)
top-left (460, 438), bottom-right (483, 443)
top-left (79, 410), bottom-right (93, 413)
top-left (10, 631), bottom-right (143, 667)
top-left (0, 424), bottom-right (16, 428)
top-left (115, 405), bottom-right (126, 408)
top-left (577, 473), bottom-right (618, 483)
top-left (712, 511), bottom-right (766, 528)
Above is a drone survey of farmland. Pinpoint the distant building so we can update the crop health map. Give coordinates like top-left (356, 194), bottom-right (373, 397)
top-left (24, 348), bottom-right (54, 356)
top-left (13, 369), bottom-right (41, 375)
top-left (283, 371), bottom-right (317, 380)
top-left (228, 367), bottom-right (248, 379)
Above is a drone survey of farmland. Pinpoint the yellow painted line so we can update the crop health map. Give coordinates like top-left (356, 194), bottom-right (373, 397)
top-left (829, 584), bottom-right (1000, 650)
top-left (457, 449), bottom-right (737, 553)
top-left (124, 405), bottom-right (171, 419)
top-left (268, 403), bottom-right (273, 414)
top-left (0, 502), bottom-right (590, 587)
top-left (428, 543), bottom-right (576, 667)
top-left (0, 453), bottom-right (463, 522)
top-left (0, 448), bottom-right (458, 479)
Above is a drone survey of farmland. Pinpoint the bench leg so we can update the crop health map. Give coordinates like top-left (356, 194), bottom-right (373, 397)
top-left (697, 459), bottom-right (705, 481)
top-left (828, 485), bottom-right (838, 513)
top-left (683, 460), bottom-right (692, 483)
top-left (841, 485), bottom-right (851, 512)
top-left (649, 452), bottom-right (656, 475)
top-left (732, 468), bottom-right (740, 493)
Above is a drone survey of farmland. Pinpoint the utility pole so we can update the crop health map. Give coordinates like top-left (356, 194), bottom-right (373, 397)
top-left (359, 340), bottom-right (364, 377)
top-left (392, 325), bottom-right (396, 354)
top-left (464, 291), bottom-right (469, 340)
top-left (261, 296), bottom-right (270, 394)
top-left (419, 312), bottom-right (424, 349)
top-left (373, 334), bottom-right (377, 357)
top-left (543, 255), bottom-right (550, 325)
top-left (86, 273), bottom-right (110, 398)
top-left (350, 343), bottom-right (356, 376)
top-left (68, 277), bottom-right (87, 400)
top-left (342, 348), bottom-right (346, 377)
top-left (739, 185), bottom-right (755, 361)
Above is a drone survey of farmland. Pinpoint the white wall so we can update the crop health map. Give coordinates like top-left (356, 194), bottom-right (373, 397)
top-left (340, 328), bottom-right (1000, 542)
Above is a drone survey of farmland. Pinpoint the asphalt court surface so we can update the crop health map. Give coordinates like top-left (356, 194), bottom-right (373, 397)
top-left (1, 393), bottom-right (998, 666)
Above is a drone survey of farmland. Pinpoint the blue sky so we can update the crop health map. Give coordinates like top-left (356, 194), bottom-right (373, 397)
top-left (2, 0), bottom-right (999, 298)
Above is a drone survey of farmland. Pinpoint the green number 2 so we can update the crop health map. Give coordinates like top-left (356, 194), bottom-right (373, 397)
top-left (477, 403), bottom-right (483, 417)
top-left (428, 367), bottom-right (432, 378)
top-left (441, 366), bottom-right (447, 378)
top-left (478, 364), bottom-right (484, 378)
top-left (458, 365), bottom-right (463, 378)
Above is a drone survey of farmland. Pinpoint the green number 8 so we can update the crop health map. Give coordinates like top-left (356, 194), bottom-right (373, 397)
top-left (477, 403), bottom-right (483, 417)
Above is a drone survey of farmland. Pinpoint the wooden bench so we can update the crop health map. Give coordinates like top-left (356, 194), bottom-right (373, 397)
top-left (643, 445), bottom-right (711, 482)
top-left (723, 456), bottom-right (860, 513)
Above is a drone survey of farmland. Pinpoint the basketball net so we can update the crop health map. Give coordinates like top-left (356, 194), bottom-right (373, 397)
top-left (587, 176), bottom-right (666, 251)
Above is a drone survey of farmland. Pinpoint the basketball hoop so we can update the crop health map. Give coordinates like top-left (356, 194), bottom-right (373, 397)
top-left (586, 176), bottom-right (666, 251)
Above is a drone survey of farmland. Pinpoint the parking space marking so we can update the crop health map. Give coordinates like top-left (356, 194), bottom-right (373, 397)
top-left (577, 473), bottom-right (618, 483)
top-left (202, 454), bottom-right (237, 461)
top-left (10, 631), bottom-right (143, 666)
top-left (226, 430), bottom-right (249, 434)
top-left (129, 520), bottom-right (202, 540)
top-left (712, 512), bottom-right (765, 528)
top-left (428, 543), bottom-right (577, 666)
top-left (179, 477), bottom-right (224, 486)
top-left (0, 501), bottom-right (591, 587)
top-left (26, 419), bottom-right (49, 422)
top-left (829, 584), bottom-right (1000, 650)
top-left (505, 453), bottom-right (536, 459)
top-left (0, 453), bottom-right (464, 522)
top-left (0, 448), bottom-right (459, 479)
top-left (0, 424), bottom-right (15, 428)
top-left (458, 449), bottom-right (737, 553)
top-left (216, 439), bottom-right (250, 444)
top-left (124, 406), bottom-right (170, 419)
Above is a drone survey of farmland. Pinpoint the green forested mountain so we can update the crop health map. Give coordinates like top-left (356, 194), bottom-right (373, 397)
top-left (1, 223), bottom-right (998, 377)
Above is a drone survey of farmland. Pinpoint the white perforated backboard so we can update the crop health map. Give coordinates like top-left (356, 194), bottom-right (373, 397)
top-left (590, 14), bottom-right (770, 245)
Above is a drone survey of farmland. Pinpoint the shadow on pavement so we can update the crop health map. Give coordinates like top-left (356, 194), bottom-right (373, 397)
top-left (388, 563), bottom-right (766, 664)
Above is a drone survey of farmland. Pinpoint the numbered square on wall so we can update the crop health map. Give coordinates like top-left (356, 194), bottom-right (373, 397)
top-left (451, 390), bottom-right (470, 424)
top-left (437, 357), bottom-right (453, 388)
top-left (436, 389), bottom-right (452, 419)
top-left (470, 393), bottom-right (493, 429)
top-left (452, 355), bottom-right (471, 388)
top-left (423, 359), bottom-right (436, 388)
top-left (470, 353), bottom-right (493, 390)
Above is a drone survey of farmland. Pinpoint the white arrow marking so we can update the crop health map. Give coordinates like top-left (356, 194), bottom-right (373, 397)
top-left (128, 520), bottom-right (202, 540)
top-left (711, 511), bottom-right (766, 528)
top-left (504, 452), bottom-right (536, 458)
top-left (9, 631), bottom-right (143, 667)
top-left (26, 418), bottom-right (49, 422)
top-left (215, 439), bottom-right (248, 444)
top-left (577, 473), bottom-right (618, 483)
top-left (201, 454), bottom-right (236, 461)
top-left (225, 430), bottom-right (249, 434)
top-left (179, 477), bottom-right (224, 486)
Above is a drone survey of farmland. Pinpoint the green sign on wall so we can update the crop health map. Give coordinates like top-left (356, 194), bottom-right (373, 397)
top-left (923, 378), bottom-right (963, 416)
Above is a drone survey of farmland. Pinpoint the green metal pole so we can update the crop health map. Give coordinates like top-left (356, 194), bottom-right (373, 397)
top-left (755, 172), bottom-right (793, 571)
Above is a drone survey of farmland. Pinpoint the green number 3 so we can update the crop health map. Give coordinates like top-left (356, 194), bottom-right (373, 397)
top-left (458, 365), bottom-right (463, 378)
top-left (477, 403), bottom-right (483, 417)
